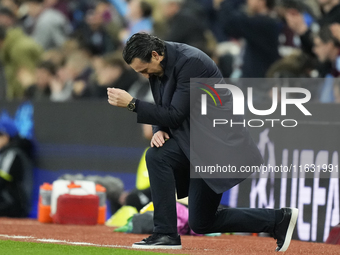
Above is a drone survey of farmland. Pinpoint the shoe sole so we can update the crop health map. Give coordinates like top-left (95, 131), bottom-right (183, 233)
top-left (277, 208), bottom-right (299, 252)
top-left (132, 244), bottom-right (182, 249)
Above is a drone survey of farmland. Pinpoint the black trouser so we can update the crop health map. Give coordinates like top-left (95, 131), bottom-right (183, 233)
top-left (146, 138), bottom-right (277, 234)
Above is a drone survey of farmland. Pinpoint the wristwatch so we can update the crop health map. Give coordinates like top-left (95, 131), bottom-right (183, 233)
top-left (127, 98), bottom-right (137, 111)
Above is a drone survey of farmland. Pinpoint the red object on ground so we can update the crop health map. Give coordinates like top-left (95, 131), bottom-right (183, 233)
top-left (52, 194), bottom-right (99, 225)
top-left (326, 224), bottom-right (340, 245)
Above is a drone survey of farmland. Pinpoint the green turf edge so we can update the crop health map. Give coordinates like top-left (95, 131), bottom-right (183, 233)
top-left (0, 240), bottom-right (187, 255)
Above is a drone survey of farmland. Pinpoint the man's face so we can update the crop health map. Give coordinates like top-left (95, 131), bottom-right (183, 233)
top-left (129, 51), bottom-right (164, 79)
top-left (0, 133), bottom-right (9, 150)
top-left (313, 37), bottom-right (333, 62)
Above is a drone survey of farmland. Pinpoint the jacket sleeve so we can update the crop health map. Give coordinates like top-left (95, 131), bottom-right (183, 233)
top-left (152, 125), bottom-right (170, 135)
top-left (135, 57), bottom-right (209, 129)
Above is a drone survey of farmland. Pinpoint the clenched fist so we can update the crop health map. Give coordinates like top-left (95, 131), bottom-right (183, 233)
top-left (107, 88), bottom-right (133, 108)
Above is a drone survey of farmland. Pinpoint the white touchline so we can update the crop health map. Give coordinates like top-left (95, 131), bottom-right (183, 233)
top-left (36, 239), bottom-right (68, 243)
top-left (0, 235), bottom-right (132, 249)
top-left (0, 235), bottom-right (34, 239)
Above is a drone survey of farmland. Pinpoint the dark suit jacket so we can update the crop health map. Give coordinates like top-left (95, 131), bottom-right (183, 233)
top-left (135, 42), bottom-right (263, 198)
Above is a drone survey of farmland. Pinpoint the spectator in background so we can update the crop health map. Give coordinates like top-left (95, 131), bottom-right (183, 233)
top-left (25, 0), bottom-right (71, 50)
top-left (283, 0), bottom-right (340, 56)
top-left (215, 0), bottom-right (280, 78)
top-left (313, 26), bottom-right (340, 77)
top-left (313, 25), bottom-right (340, 102)
top-left (161, 0), bottom-right (211, 54)
top-left (63, 50), bottom-right (93, 99)
top-left (43, 0), bottom-right (73, 21)
top-left (0, 117), bottom-right (34, 218)
top-left (22, 61), bottom-right (60, 101)
top-left (0, 7), bottom-right (43, 100)
top-left (0, 0), bottom-right (20, 18)
top-left (276, 0), bottom-right (316, 50)
top-left (18, 59), bottom-right (71, 102)
top-left (0, 0), bottom-right (27, 31)
top-left (73, 0), bottom-right (121, 56)
top-left (120, 0), bottom-right (153, 44)
top-left (95, 0), bottom-right (124, 42)
top-left (88, 53), bottom-right (141, 98)
top-left (0, 5), bottom-right (15, 28)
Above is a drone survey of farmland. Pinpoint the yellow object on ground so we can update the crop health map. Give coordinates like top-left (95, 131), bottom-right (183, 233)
top-left (135, 148), bottom-right (150, 190)
top-left (140, 202), bottom-right (154, 214)
top-left (105, 206), bottom-right (138, 227)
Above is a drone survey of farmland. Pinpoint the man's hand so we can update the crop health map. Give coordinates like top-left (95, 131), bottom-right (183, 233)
top-left (151, 131), bottom-right (170, 148)
top-left (107, 88), bottom-right (133, 108)
top-left (284, 10), bottom-right (308, 35)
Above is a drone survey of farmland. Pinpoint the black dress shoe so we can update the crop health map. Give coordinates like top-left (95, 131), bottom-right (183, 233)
top-left (274, 208), bottom-right (299, 252)
top-left (132, 233), bottom-right (182, 249)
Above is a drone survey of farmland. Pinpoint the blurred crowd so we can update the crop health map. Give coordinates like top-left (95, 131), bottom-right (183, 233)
top-left (0, 0), bottom-right (339, 103)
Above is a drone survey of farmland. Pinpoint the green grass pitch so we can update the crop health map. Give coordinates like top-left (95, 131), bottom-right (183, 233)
top-left (0, 240), bottom-right (179, 255)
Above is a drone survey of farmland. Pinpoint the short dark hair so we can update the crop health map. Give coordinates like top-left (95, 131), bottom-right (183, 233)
top-left (317, 25), bottom-right (340, 47)
top-left (37, 61), bottom-right (56, 75)
top-left (122, 33), bottom-right (165, 64)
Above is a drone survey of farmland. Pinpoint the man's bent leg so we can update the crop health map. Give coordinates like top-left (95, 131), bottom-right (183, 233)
top-left (188, 178), bottom-right (277, 234)
top-left (188, 178), bottom-right (298, 252)
top-left (146, 138), bottom-right (189, 234)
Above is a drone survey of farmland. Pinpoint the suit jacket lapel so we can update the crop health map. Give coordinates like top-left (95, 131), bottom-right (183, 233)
top-left (150, 76), bottom-right (162, 105)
